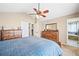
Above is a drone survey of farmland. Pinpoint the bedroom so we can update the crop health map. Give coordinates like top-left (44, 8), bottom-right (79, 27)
top-left (0, 3), bottom-right (79, 56)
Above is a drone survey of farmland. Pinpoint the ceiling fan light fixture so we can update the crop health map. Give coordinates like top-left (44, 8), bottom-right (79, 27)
top-left (30, 3), bottom-right (49, 18)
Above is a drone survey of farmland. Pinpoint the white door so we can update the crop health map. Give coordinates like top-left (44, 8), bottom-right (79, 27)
top-left (21, 21), bottom-right (29, 37)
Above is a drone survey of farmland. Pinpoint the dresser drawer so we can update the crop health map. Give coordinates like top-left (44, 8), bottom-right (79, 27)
top-left (41, 30), bottom-right (59, 42)
top-left (1, 29), bottom-right (22, 40)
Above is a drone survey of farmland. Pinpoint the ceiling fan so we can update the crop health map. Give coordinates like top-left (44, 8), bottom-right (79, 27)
top-left (29, 3), bottom-right (49, 17)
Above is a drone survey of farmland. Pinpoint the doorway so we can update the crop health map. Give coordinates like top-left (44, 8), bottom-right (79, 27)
top-left (21, 21), bottom-right (34, 37)
top-left (21, 21), bottom-right (30, 37)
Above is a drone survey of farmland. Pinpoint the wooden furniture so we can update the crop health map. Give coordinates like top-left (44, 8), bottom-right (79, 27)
top-left (1, 29), bottom-right (22, 40)
top-left (0, 30), bottom-right (1, 40)
top-left (41, 30), bottom-right (61, 46)
top-left (0, 26), bottom-right (22, 41)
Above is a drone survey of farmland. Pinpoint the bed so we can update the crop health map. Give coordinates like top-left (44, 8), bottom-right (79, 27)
top-left (0, 36), bottom-right (63, 56)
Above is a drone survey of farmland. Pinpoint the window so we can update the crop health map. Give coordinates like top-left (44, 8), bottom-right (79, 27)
top-left (68, 22), bottom-right (78, 35)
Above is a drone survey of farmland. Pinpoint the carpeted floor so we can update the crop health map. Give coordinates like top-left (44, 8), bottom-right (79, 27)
top-left (61, 44), bottom-right (79, 56)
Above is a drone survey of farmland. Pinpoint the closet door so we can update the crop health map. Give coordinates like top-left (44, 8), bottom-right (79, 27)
top-left (21, 21), bottom-right (29, 37)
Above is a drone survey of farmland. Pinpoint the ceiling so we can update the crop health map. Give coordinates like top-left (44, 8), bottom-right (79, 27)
top-left (0, 3), bottom-right (38, 13)
top-left (0, 3), bottom-right (79, 20)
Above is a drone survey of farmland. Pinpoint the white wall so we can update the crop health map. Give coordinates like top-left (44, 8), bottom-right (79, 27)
top-left (42, 13), bottom-right (79, 44)
top-left (0, 12), bottom-right (35, 29)
top-left (34, 19), bottom-right (44, 37)
top-left (0, 12), bottom-right (79, 43)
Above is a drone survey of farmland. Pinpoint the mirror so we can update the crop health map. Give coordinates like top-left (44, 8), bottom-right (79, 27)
top-left (45, 23), bottom-right (57, 30)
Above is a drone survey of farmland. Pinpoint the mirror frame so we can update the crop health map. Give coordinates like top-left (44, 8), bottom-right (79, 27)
top-left (45, 23), bottom-right (57, 30)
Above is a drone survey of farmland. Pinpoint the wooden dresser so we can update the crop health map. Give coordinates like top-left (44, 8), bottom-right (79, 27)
top-left (1, 29), bottom-right (22, 40)
top-left (41, 30), bottom-right (61, 46)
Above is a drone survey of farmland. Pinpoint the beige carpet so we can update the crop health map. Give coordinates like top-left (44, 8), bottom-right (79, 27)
top-left (61, 44), bottom-right (79, 56)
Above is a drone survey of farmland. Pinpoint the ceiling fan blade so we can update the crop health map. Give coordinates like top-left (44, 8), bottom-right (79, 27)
top-left (33, 3), bottom-right (49, 18)
top-left (43, 10), bottom-right (49, 13)
top-left (33, 8), bottom-right (41, 14)
top-left (33, 8), bottom-right (38, 12)
top-left (41, 14), bottom-right (46, 17)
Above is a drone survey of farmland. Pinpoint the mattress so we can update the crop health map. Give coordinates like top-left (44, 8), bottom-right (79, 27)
top-left (0, 36), bottom-right (63, 56)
